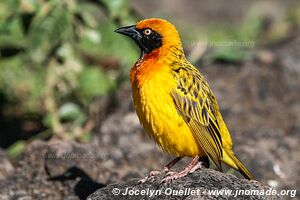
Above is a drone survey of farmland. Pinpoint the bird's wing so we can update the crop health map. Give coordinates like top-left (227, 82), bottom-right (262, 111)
top-left (171, 62), bottom-right (223, 171)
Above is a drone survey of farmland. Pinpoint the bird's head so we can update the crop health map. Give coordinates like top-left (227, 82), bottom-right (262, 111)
top-left (115, 18), bottom-right (182, 56)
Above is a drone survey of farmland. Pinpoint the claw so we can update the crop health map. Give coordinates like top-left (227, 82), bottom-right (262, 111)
top-left (166, 171), bottom-right (176, 176)
top-left (138, 157), bottom-right (182, 184)
top-left (138, 177), bottom-right (148, 184)
top-left (138, 169), bottom-right (166, 184)
top-left (149, 170), bottom-right (161, 176)
top-left (161, 170), bottom-right (188, 184)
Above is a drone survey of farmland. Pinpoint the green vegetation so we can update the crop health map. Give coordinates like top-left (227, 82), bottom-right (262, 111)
top-left (0, 0), bottom-right (138, 149)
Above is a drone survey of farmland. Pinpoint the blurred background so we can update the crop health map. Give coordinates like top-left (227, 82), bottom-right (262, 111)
top-left (0, 0), bottom-right (299, 199)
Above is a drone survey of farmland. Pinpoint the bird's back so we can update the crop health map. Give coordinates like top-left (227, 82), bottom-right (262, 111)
top-left (171, 59), bottom-right (234, 150)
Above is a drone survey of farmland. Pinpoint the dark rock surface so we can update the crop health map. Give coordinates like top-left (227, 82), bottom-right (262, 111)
top-left (0, 140), bottom-right (106, 200)
top-left (88, 169), bottom-right (282, 200)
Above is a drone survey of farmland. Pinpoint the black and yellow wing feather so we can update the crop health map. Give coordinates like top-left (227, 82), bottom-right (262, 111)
top-left (171, 61), bottom-right (224, 171)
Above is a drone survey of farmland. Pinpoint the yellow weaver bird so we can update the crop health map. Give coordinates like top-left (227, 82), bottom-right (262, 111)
top-left (115, 18), bottom-right (254, 182)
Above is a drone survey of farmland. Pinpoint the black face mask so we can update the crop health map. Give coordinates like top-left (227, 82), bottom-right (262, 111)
top-left (115, 25), bottom-right (163, 55)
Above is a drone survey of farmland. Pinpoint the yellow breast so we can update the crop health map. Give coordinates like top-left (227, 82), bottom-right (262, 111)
top-left (130, 60), bottom-right (204, 157)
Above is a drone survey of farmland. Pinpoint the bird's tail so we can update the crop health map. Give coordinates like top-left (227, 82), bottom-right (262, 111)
top-left (222, 149), bottom-right (254, 180)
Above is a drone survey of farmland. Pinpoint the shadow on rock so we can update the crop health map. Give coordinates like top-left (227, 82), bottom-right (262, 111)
top-left (49, 166), bottom-right (105, 200)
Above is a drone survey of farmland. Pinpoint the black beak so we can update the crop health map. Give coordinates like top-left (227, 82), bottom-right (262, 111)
top-left (114, 25), bottom-right (141, 41)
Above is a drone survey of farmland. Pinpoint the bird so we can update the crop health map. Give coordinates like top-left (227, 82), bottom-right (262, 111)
top-left (114, 18), bottom-right (254, 183)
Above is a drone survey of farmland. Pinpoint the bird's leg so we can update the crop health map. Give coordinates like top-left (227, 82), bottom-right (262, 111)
top-left (161, 155), bottom-right (203, 183)
top-left (163, 157), bottom-right (182, 172)
top-left (138, 157), bottom-right (182, 183)
top-left (148, 157), bottom-right (182, 176)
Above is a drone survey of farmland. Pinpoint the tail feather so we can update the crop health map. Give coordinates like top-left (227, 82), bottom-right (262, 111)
top-left (223, 149), bottom-right (254, 180)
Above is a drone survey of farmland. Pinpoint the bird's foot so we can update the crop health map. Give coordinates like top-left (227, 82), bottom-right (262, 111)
top-left (138, 167), bottom-right (171, 184)
top-left (189, 161), bottom-right (203, 173)
top-left (161, 161), bottom-right (203, 184)
top-left (137, 157), bottom-right (182, 184)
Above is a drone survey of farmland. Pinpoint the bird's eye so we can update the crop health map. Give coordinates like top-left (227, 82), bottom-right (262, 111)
top-left (144, 29), bottom-right (152, 35)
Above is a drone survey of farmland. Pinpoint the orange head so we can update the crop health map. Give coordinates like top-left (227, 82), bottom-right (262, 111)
top-left (115, 18), bottom-right (182, 56)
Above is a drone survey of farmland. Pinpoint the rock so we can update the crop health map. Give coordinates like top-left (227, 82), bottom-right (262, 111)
top-left (0, 139), bottom-right (107, 200)
top-left (87, 169), bottom-right (281, 200)
top-left (88, 169), bottom-right (281, 200)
